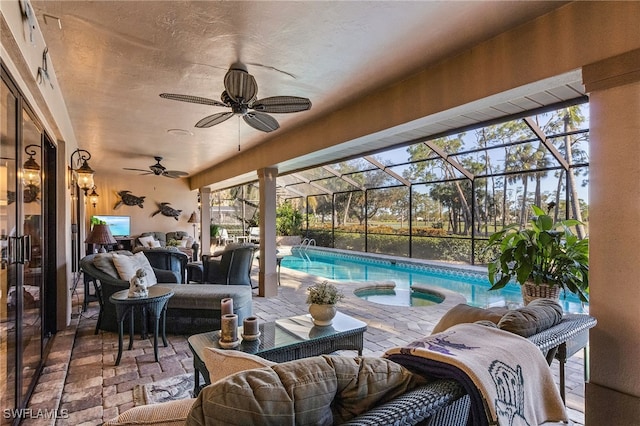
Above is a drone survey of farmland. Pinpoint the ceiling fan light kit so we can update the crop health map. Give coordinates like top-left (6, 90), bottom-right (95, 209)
top-left (160, 62), bottom-right (312, 133)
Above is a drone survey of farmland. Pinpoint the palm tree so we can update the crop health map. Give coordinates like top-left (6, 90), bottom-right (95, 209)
top-left (562, 108), bottom-right (587, 238)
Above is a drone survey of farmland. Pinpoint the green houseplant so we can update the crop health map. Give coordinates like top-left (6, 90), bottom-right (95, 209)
top-left (306, 281), bottom-right (345, 326)
top-left (484, 205), bottom-right (589, 303)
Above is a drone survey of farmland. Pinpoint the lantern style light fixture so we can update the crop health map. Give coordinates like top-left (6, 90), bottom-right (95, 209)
top-left (70, 148), bottom-right (95, 195)
top-left (22, 144), bottom-right (41, 187)
top-left (88, 186), bottom-right (99, 208)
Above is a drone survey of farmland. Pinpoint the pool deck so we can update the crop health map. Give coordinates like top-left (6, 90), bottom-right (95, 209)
top-left (27, 251), bottom-right (588, 425)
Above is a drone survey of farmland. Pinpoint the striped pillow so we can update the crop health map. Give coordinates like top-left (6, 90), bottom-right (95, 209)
top-left (103, 398), bottom-right (195, 425)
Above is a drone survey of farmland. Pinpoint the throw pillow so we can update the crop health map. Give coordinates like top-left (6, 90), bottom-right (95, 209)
top-left (138, 235), bottom-right (156, 248)
top-left (431, 303), bottom-right (507, 334)
top-left (327, 355), bottom-right (428, 424)
top-left (189, 356), bottom-right (338, 426)
top-left (103, 398), bottom-right (195, 426)
top-left (179, 239), bottom-right (189, 248)
top-left (188, 355), bottom-right (427, 426)
top-left (92, 253), bottom-right (120, 278)
top-left (497, 298), bottom-right (563, 337)
top-left (112, 252), bottom-right (158, 286)
top-left (149, 240), bottom-right (162, 248)
top-left (202, 347), bottom-right (275, 384)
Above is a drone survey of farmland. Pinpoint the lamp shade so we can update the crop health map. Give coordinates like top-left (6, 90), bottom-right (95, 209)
top-left (188, 211), bottom-right (199, 223)
top-left (85, 224), bottom-right (117, 245)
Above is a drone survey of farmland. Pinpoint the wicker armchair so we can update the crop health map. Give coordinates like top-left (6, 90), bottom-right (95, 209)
top-left (201, 244), bottom-right (257, 286)
top-left (135, 248), bottom-right (188, 283)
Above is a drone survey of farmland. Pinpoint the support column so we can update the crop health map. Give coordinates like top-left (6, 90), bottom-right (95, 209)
top-left (583, 49), bottom-right (640, 425)
top-left (200, 187), bottom-right (212, 258)
top-left (258, 167), bottom-right (278, 297)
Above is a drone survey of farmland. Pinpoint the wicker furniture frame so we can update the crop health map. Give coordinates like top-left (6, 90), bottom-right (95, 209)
top-left (188, 311), bottom-right (367, 393)
top-left (109, 286), bottom-right (174, 366)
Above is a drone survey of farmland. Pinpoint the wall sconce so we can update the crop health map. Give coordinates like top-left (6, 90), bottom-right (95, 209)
top-left (70, 148), bottom-right (95, 195)
top-left (23, 144), bottom-right (41, 187)
top-left (23, 144), bottom-right (41, 203)
top-left (88, 186), bottom-right (99, 208)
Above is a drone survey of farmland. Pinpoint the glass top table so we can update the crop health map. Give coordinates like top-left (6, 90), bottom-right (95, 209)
top-left (109, 286), bottom-right (174, 366)
top-left (188, 311), bottom-right (367, 392)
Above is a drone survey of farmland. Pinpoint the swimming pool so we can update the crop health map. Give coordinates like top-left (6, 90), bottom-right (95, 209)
top-left (281, 248), bottom-right (588, 313)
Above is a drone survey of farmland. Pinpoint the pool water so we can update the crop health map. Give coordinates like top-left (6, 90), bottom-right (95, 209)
top-left (281, 248), bottom-right (588, 313)
top-left (353, 286), bottom-right (443, 307)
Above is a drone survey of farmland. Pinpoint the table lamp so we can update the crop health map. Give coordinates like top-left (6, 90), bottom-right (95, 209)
top-left (85, 224), bottom-right (117, 253)
top-left (188, 211), bottom-right (199, 239)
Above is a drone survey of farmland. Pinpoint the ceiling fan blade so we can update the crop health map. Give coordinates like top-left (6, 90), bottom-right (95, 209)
top-left (196, 111), bottom-right (235, 128)
top-left (123, 167), bottom-right (153, 173)
top-left (164, 170), bottom-right (189, 178)
top-left (244, 112), bottom-right (280, 133)
top-left (224, 69), bottom-right (258, 104)
top-left (252, 96), bottom-right (312, 113)
top-left (160, 93), bottom-right (227, 108)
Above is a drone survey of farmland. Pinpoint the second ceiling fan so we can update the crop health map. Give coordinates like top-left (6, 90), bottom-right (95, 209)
top-left (123, 156), bottom-right (188, 179)
top-left (160, 62), bottom-right (312, 133)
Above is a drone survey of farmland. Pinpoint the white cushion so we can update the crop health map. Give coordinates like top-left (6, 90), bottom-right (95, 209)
top-left (138, 235), bottom-right (156, 248)
top-left (202, 346), bottom-right (275, 384)
top-left (111, 252), bottom-right (158, 286)
top-left (149, 240), bottom-right (162, 248)
top-left (179, 239), bottom-right (189, 248)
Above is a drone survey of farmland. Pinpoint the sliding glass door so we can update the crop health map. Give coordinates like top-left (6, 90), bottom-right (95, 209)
top-left (0, 68), bottom-right (19, 422)
top-left (1, 66), bottom-right (49, 424)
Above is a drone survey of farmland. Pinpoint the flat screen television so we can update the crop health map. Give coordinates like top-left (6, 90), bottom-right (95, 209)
top-left (91, 215), bottom-right (131, 237)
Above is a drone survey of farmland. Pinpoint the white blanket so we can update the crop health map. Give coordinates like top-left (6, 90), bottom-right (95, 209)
top-left (385, 323), bottom-right (567, 426)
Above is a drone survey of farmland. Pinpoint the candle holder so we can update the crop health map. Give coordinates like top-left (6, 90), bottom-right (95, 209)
top-left (241, 316), bottom-right (261, 341)
top-left (219, 313), bottom-right (240, 348)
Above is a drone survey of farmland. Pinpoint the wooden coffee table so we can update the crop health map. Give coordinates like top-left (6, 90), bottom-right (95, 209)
top-left (188, 311), bottom-right (367, 393)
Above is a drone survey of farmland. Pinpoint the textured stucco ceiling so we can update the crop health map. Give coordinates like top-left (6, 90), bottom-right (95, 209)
top-left (30, 1), bottom-right (571, 185)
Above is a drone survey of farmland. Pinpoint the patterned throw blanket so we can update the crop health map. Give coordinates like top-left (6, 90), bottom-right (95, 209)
top-left (384, 323), bottom-right (567, 426)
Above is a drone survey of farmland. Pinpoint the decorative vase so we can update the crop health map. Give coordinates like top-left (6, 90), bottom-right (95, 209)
top-left (308, 303), bottom-right (337, 326)
top-left (521, 282), bottom-right (560, 305)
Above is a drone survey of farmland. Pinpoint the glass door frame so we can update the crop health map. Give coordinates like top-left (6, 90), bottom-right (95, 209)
top-left (1, 61), bottom-right (55, 422)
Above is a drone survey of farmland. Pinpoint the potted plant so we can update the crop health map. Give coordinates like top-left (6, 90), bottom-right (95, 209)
top-left (306, 281), bottom-right (345, 326)
top-left (484, 205), bottom-right (589, 304)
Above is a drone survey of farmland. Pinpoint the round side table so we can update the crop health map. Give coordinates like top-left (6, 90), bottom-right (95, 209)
top-left (109, 286), bottom-right (174, 366)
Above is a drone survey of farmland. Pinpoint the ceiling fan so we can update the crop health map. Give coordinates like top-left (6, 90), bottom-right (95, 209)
top-left (159, 62), bottom-right (312, 133)
top-left (123, 156), bottom-right (188, 179)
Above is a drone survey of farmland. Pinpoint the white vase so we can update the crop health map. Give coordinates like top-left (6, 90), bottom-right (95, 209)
top-left (308, 303), bottom-right (337, 326)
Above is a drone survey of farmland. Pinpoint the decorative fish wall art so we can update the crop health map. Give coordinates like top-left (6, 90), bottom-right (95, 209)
top-left (114, 190), bottom-right (146, 209)
top-left (152, 202), bottom-right (182, 221)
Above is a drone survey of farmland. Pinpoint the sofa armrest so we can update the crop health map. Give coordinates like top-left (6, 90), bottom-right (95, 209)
top-left (341, 379), bottom-right (467, 425)
top-left (153, 267), bottom-right (178, 283)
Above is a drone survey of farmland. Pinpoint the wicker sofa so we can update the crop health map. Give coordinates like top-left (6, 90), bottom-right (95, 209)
top-left (80, 252), bottom-right (252, 334)
top-left (135, 231), bottom-right (199, 261)
top-left (104, 311), bottom-right (596, 426)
